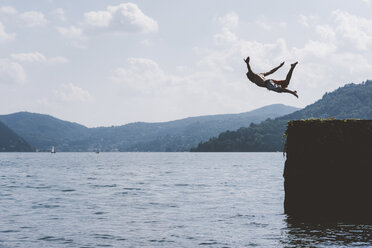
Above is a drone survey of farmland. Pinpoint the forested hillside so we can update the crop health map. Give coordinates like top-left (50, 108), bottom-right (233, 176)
top-left (0, 104), bottom-right (298, 151)
top-left (191, 80), bottom-right (372, 152)
top-left (0, 112), bottom-right (90, 151)
top-left (0, 121), bottom-right (34, 152)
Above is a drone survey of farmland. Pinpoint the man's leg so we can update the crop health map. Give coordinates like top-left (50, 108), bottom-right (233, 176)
top-left (280, 88), bottom-right (298, 98)
top-left (282, 62), bottom-right (298, 88)
top-left (244, 56), bottom-right (252, 72)
top-left (270, 62), bottom-right (298, 88)
top-left (266, 80), bottom-right (298, 98)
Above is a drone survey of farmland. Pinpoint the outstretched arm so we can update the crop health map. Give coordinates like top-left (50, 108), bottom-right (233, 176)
top-left (262, 62), bottom-right (285, 76)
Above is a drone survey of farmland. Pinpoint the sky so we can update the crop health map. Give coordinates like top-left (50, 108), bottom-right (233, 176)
top-left (0, 0), bottom-right (371, 127)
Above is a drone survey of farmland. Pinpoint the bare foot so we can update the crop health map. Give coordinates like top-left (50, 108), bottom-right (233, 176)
top-left (244, 56), bottom-right (250, 64)
top-left (293, 90), bottom-right (298, 98)
top-left (291, 62), bottom-right (298, 68)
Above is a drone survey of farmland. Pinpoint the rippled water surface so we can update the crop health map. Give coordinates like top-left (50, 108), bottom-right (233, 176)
top-left (1, 153), bottom-right (372, 247)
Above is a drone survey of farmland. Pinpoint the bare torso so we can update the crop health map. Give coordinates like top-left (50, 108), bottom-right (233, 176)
top-left (246, 71), bottom-right (266, 87)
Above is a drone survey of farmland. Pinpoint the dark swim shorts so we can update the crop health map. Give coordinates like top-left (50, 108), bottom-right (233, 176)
top-left (265, 79), bottom-right (282, 93)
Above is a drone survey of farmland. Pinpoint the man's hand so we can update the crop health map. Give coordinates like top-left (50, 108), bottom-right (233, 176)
top-left (244, 56), bottom-right (250, 64)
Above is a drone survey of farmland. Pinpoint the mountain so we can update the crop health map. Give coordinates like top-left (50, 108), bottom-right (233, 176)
top-left (0, 112), bottom-right (90, 151)
top-left (0, 104), bottom-right (299, 152)
top-left (191, 80), bottom-right (372, 152)
top-left (0, 121), bottom-right (34, 152)
top-left (83, 104), bottom-right (299, 152)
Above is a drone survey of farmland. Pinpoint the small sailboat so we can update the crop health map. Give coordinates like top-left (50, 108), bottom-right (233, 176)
top-left (51, 146), bottom-right (56, 153)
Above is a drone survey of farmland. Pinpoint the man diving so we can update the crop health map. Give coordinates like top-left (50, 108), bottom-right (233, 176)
top-left (244, 56), bottom-right (298, 98)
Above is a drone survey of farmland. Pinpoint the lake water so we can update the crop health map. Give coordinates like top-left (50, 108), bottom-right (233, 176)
top-left (1, 153), bottom-right (372, 248)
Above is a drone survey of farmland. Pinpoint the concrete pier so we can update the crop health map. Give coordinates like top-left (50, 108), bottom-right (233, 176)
top-left (284, 119), bottom-right (372, 221)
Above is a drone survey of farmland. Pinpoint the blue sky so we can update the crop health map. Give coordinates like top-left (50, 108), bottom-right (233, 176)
top-left (0, 0), bottom-right (371, 127)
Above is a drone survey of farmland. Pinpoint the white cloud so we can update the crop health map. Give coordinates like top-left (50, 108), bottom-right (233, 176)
top-left (255, 18), bottom-right (288, 32)
top-left (107, 3), bottom-right (158, 33)
top-left (298, 15), bottom-right (309, 27)
top-left (0, 6), bottom-right (48, 29)
top-left (54, 83), bottom-right (93, 102)
top-left (256, 19), bottom-right (271, 31)
top-left (214, 28), bottom-right (238, 44)
top-left (56, 25), bottom-right (87, 48)
top-left (0, 22), bottom-right (15, 42)
top-left (11, 52), bottom-right (47, 63)
top-left (57, 25), bottom-right (84, 39)
top-left (112, 58), bottom-right (167, 94)
top-left (298, 14), bottom-right (318, 27)
top-left (111, 55), bottom-right (264, 120)
top-left (331, 52), bottom-right (372, 75)
top-left (214, 12), bottom-right (239, 44)
top-left (218, 12), bottom-right (239, 30)
top-left (19, 11), bottom-right (47, 27)
top-left (56, 3), bottom-right (157, 46)
top-left (0, 6), bottom-right (18, 15)
top-left (49, 56), bottom-right (69, 64)
top-left (293, 40), bottom-right (337, 59)
top-left (84, 10), bottom-right (112, 27)
top-left (11, 52), bottom-right (69, 65)
top-left (332, 9), bottom-right (372, 50)
top-left (0, 59), bottom-right (26, 84)
top-left (362, 0), bottom-right (371, 4)
top-left (315, 24), bottom-right (336, 40)
top-left (51, 8), bottom-right (66, 22)
top-left (83, 3), bottom-right (158, 34)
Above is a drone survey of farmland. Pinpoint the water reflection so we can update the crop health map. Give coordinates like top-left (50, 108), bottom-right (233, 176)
top-left (281, 216), bottom-right (372, 247)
